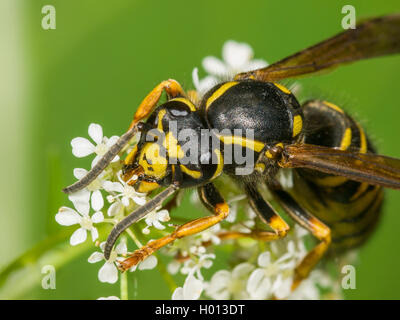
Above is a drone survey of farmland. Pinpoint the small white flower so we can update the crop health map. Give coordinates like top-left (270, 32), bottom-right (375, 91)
top-left (288, 270), bottom-right (335, 300)
top-left (199, 224), bottom-right (221, 245)
top-left (181, 253), bottom-right (215, 281)
top-left (192, 68), bottom-right (218, 95)
top-left (172, 273), bottom-right (204, 300)
top-left (247, 241), bottom-right (298, 300)
top-left (71, 123), bottom-right (120, 167)
top-left (89, 242), bottom-right (158, 284)
top-left (205, 40), bottom-right (268, 77)
top-left (225, 194), bottom-right (246, 223)
top-left (55, 202), bottom-right (104, 246)
top-left (88, 242), bottom-right (127, 284)
top-left (136, 255), bottom-right (158, 270)
top-left (142, 206), bottom-right (170, 234)
top-left (71, 168), bottom-right (106, 211)
top-left (193, 40), bottom-right (268, 94)
top-left (167, 260), bottom-right (181, 275)
top-left (276, 168), bottom-right (294, 190)
top-left (206, 262), bottom-right (254, 300)
top-left (103, 172), bottom-right (147, 212)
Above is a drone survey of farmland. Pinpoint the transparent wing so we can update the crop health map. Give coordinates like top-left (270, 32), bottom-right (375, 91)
top-left (280, 144), bottom-right (400, 189)
top-left (235, 14), bottom-right (400, 82)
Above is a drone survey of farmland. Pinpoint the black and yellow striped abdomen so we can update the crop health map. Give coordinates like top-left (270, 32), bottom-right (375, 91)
top-left (291, 100), bottom-right (384, 251)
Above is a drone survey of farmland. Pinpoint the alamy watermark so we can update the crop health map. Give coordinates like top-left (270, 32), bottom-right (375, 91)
top-left (341, 5), bottom-right (356, 29)
top-left (41, 265), bottom-right (56, 290)
top-left (41, 5), bottom-right (56, 30)
top-left (341, 264), bottom-right (356, 290)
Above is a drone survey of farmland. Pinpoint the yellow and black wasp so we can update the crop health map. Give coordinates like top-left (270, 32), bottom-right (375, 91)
top-left (63, 14), bottom-right (400, 289)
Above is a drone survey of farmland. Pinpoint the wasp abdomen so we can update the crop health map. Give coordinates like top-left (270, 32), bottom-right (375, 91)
top-left (294, 100), bottom-right (383, 250)
top-left (201, 80), bottom-right (303, 145)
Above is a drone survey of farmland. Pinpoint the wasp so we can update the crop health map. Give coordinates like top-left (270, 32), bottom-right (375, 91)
top-left (63, 14), bottom-right (400, 290)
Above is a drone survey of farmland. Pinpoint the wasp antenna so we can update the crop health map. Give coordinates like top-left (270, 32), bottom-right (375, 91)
top-left (62, 125), bottom-right (139, 194)
top-left (104, 185), bottom-right (178, 260)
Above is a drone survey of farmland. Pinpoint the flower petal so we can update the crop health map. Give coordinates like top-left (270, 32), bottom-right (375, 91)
top-left (132, 196), bottom-right (146, 206)
top-left (258, 251), bottom-right (271, 267)
top-left (68, 188), bottom-right (90, 204)
top-left (153, 220), bottom-right (165, 230)
top-left (167, 261), bottom-right (181, 275)
top-left (88, 123), bottom-right (103, 145)
top-left (98, 262), bottom-right (118, 284)
top-left (223, 40), bottom-right (253, 69)
top-left (103, 181), bottom-right (124, 193)
top-left (99, 241), bottom-right (106, 251)
top-left (202, 56), bottom-right (228, 76)
top-left (274, 277), bottom-right (292, 299)
top-left (106, 135), bottom-right (119, 148)
top-left (115, 242), bottom-right (127, 255)
top-left (183, 275), bottom-right (203, 300)
top-left (71, 137), bottom-right (95, 157)
top-left (68, 189), bottom-right (90, 215)
top-left (91, 227), bottom-right (99, 241)
top-left (171, 287), bottom-right (184, 300)
top-left (245, 59), bottom-right (268, 72)
top-left (88, 251), bottom-right (104, 263)
top-left (91, 190), bottom-right (104, 211)
top-left (247, 269), bottom-right (271, 300)
top-left (138, 255), bottom-right (157, 270)
top-left (157, 209), bottom-right (170, 222)
top-left (111, 155), bottom-right (120, 163)
top-left (197, 75), bottom-right (217, 93)
top-left (232, 262), bottom-right (254, 279)
top-left (70, 228), bottom-right (87, 245)
top-left (207, 270), bottom-right (230, 298)
top-left (73, 168), bottom-right (88, 180)
top-left (91, 154), bottom-right (101, 168)
top-left (121, 196), bottom-right (130, 207)
top-left (91, 211), bottom-right (104, 223)
top-left (55, 207), bottom-right (81, 226)
top-left (107, 201), bottom-right (122, 217)
top-left (70, 200), bottom-right (90, 217)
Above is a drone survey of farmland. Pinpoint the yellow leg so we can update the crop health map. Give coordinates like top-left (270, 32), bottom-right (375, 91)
top-left (271, 187), bottom-right (331, 291)
top-left (218, 229), bottom-right (287, 242)
top-left (119, 202), bottom-right (229, 271)
top-left (291, 217), bottom-right (331, 290)
top-left (128, 79), bottom-right (185, 129)
top-left (244, 184), bottom-right (290, 240)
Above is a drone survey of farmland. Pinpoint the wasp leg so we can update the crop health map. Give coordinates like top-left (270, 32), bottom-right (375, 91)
top-left (270, 183), bottom-right (331, 291)
top-left (213, 184), bottom-right (290, 241)
top-left (128, 79), bottom-right (185, 129)
top-left (118, 182), bottom-right (229, 271)
top-left (186, 89), bottom-right (199, 106)
top-left (216, 230), bottom-right (285, 241)
top-left (246, 184), bottom-right (290, 239)
top-left (104, 184), bottom-right (178, 260)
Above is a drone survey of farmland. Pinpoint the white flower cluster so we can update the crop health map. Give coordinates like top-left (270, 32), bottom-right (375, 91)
top-left (56, 123), bottom-right (163, 288)
top-left (57, 40), bottom-right (343, 300)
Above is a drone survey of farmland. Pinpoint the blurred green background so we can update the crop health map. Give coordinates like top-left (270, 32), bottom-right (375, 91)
top-left (1, 0), bottom-right (400, 299)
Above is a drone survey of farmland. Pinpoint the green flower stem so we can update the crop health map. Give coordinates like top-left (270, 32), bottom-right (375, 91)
top-left (130, 224), bottom-right (178, 293)
top-left (154, 252), bottom-right (177, 294)
top-left (125, 228), bottom-right (142, 248)
top-left (120, 236), bottom-right (129, 300)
